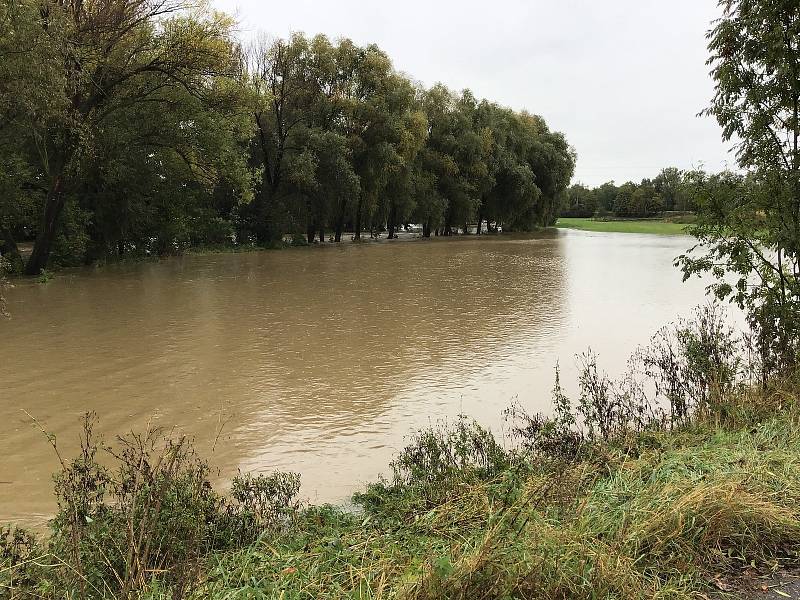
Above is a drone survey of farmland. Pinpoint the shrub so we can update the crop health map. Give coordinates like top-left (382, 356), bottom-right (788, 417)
top-left (0, 525), bottom-right (42, 594)
top-left (189, 214), bottom-right (235, 246)
top-left (0, 255), bottom-right (9, 318)
top-left (356, 417), bottom-right (511, 515)
top-left (22, 413), bottom-right (304, 598)
top-left (218, 471), bottom-right (302, 546)
top-left (505, 365), bottom-right (584, 460)
top-left (389, 417), bottom-right (509, 488)
top-left (635, 303), bottom-right (742, 424)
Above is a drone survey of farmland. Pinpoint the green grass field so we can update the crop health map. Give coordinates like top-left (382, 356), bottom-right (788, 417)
top-left (556, 217), bottom-right (690, 235)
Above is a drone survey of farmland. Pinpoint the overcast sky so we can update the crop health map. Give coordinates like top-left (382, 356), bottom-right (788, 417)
top-left (212, 0), bottom-right (733, 186)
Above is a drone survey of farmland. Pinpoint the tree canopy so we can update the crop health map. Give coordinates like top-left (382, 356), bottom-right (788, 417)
top-left (562, 168), bottom-right (696, 219)
top-left (0, 4), bottom-right (575, 273)
top-left (678, 0), bottom-right (800, 379)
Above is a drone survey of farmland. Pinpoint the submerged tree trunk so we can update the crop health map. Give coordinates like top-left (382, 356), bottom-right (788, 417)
top-left (422, 221), bottom-right (431, 238)
top-left (319, 227), bottom-right (325, 243)
top-left (0, 227), bottom-right (22, 272)
top-left (387, 203), bottom-right (396, 239)
top-left (307, 225), bottom-right (315, 244)
top-left (353, 197), bottom-right (363, 241)
top-left (334, 211), bottom-right (345, 242)
top-left (251, 167), bottom-right (275, 245)
top-left (25, 175), bottom-right (66, 275)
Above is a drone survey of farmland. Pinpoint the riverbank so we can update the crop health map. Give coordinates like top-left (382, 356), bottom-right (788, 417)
top-left (202, 399), bottom-right (800, 600)
top-left (556, 217), bottom-right (691, 235)
top-left (3, 230), bottom-right (524, 280)
top-left (4, 222), bottom-right (661, 284)
top-left (3, 362), bottom-right (800, 598)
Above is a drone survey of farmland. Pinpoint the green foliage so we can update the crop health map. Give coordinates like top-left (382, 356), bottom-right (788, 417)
top-left (389, 416), bottom-right (510, 490)
top-left (506, 304), bottom-right (748, 461)
top-left (677, 1), bottom-right (800, 382)
top-left (222, 472), bottom-right (302, 543)
top-left (4, 413), bottom-right (303, 598)
top-left (0, 255), bottom-right (9, 317)
top-left (562, 168), bottom-right (696, 220)
top-left (0, 525), bottom-right (41, 593)
top-left (635, 305), bottom-right (742, 427)
top-left (36, 269), bottom-right (54, 284)
top-left (505, 366), bottom-right (584, 461)
top-left (1, 13), bottom-right (574, 269)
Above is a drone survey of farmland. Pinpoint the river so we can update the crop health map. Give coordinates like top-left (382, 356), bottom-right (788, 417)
top-left (1, 229), bottom-right (710, 525)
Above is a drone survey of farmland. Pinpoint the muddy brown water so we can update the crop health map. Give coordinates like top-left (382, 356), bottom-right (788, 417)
top-left (1, 229), bottom-right (712, 526)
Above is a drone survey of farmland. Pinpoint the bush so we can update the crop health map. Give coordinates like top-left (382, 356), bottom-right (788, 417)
top-left (218, 471), bottom-right (302, 546)
top-left (17, 413), bottom-right (304, 598)
top-left (507, 304), bottom-right (747, 468)
top-left (390, 417), bottom-right (509, 487)
top-left (49, 200), bottom-right (91, 267)
top-left (189, 214), bottom-right (235, 246)
top-left (505, 365), bottom-right (584, 460)
top-left (0, 525), bottom-right (42, 593)
top-left (356, 417), bottom-right (511, 515)
top-left (635, 303), bottom-right (742, 424)
top-left (0, 255), bottom-right (9, 317)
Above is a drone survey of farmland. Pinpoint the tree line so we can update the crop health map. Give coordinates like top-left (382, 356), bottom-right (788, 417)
top-left (561, 167), bottom-right (701, 219)
top-left (0, 0), bottom-right (575, 276)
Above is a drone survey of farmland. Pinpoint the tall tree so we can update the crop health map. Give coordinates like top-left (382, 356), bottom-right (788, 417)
top-left (679, 0), bottom-right (800, 378)
top-left (245, 34), bottom-right (317, 242)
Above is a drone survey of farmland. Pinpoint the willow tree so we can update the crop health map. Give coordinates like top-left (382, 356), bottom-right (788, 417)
top-left (347, 46), bottom-right (416, 240)
top-left (417, 85), bottom-right (470, 235)
top-left (245, 34), bottom-right (319, 242)
top-left (8, 0), bottom-right (238, 274)
top-left (0, 0), bottom-right (60, 272)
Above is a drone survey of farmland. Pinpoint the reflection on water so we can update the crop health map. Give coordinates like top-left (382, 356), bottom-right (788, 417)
top-left (0, 229), bottom-right (708, 525)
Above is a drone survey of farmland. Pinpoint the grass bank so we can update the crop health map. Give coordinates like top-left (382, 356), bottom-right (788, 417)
top-left (556, 217), bottom-right (690, 235)
top-left (4, 391), bottom-right (799, 599)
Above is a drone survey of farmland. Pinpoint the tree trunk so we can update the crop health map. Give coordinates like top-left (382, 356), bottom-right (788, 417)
top-left (25, 176), bottom-right (66, 275)
top-left (318, 227), bottom-right (325, 243)
top-left (387, 203), bottom-right (396, 239)
top-left (307, 224), bottom-right (315, 244)
top-left (334, 210), bottom-right (345, 242)
top-left (251, 168), bottom-right (274, 244)
top-left (353, 197), bottom-right (363, 241)
top-left (422, 221), bottom-right (431, 237)
top-left (0, 227), bottom-right (22, 272)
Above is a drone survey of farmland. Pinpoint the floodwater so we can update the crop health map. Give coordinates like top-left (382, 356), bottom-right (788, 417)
top-left (1, 229), bottom-right (711, 526)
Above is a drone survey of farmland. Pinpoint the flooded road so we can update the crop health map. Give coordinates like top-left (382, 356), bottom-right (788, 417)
top-left (1, 229), bottom-right (710, 525)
